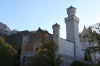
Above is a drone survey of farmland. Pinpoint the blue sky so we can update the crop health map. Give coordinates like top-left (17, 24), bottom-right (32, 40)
top-left (0, 0), bottom-right (100, 39)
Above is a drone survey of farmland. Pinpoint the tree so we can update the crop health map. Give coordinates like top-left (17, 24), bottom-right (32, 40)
top-left (27, 40), bottom-right (62, 66)
top-left (82, 27), bottom-right (97, 44)
top-left (0, 37), bottom-right (17, 66)
top-left (84, 48), bottom-right (91, 62)
top-left (89, 23), bottom-right (100, 46)
top-left (82, 26), bottom-right (100, 53)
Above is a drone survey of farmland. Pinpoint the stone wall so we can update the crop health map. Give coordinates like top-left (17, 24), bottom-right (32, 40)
top-left (59, 38), bottom-right (74, 57)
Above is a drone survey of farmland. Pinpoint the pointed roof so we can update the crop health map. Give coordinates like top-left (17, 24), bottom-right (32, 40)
top-left (37, 27), bottom-right (50, 34)
top-left (67, 5), bottom-right (76, 10)
top-left (69, 5), bottom-right (73, 9)
top-left (53, 23), bottom-right (60, 26)
top-left (52, 23), bottom-right (60, 29)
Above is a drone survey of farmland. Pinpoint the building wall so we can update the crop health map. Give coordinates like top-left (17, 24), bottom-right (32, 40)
top-left (33, 30), bottom-right (52, 43)
top-left (65, 17), bottom-right (75, 43)
top-left (81, 41), bottom-right (89, 51)
top-left (59, 38), bottom-right (74, 57)
top-left (21, 29), bottom-right (52, 66)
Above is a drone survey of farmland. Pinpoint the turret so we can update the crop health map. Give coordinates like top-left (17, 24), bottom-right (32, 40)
top-left (67, 6), bottom-right (76, 17)
top-left (65, 6), bottom-right (82, 59)
top-left (52, 23), bottom-right (60, 45)
top-left (65, 6), bottom-right (79, 42)
top-left (20, 35), bottom-right (29, 65)
top-left (21, 35), bottom-right (29, 56)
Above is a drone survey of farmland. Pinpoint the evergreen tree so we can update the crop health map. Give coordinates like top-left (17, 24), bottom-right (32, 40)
top-left (0, 37), bottom-right (17, 66)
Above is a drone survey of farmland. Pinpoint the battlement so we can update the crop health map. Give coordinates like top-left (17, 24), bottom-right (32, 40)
top-left (52, 23), bottom-right (60, 29)
top-left (67, 6), bottom-right (76, 17)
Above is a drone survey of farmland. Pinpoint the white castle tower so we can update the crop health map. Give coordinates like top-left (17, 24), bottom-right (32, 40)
top-left (52, 23), bottom-right (60, 46)
top-left (21, 35), bottom-right (29, 55)
top-left (65, 6), bottom-right (79, 42)
top-left (64, 6), bottom-right (82, 59)
top-left (20, 35), bottom-right (29, 64)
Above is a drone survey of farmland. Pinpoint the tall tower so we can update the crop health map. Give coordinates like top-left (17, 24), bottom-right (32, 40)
top-left (21, 35), bottom-right (29, 55)
top-left (20, 35), bottom-right (29, 64)
top-left (52, 23), bottom-right (60, 45)
top-left (65, 6), bottom-right (79, 42)
top-left (64, 6), bottom-right (81, 59)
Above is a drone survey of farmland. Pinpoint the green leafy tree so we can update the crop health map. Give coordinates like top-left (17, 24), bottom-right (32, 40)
top-left (27, 40), bottom-right (62, 66)
top-left (82, 27), bottom-right (100, 52)
top-left (0, 37), bottom-right (17, 66)
top-left (85, 26), bottom-right (100, 47)
top-left (82, 27), bottom-right (97, 44)
top-left (84, 48), bottom-right (91, 62)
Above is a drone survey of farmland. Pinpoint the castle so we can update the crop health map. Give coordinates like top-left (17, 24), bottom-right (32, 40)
top-left (20, 6), bottom-right (99, 66)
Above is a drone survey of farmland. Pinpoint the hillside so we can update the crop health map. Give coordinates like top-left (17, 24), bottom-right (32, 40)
top-left (4, 31), bottom-right (34, 51)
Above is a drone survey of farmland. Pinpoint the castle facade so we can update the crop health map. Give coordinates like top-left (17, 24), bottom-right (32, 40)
top-left (20, 6), bottom-right (99, 66)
